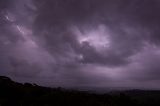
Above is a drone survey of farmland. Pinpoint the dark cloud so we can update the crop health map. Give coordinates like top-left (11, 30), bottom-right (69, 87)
top-left (1, 0), bottom-right (160, 90)
top-left (0, 0), bottom-right (11, 10)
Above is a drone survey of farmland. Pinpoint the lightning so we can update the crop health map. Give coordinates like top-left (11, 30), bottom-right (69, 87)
top-left (16, 25), bottom-right (38, 48)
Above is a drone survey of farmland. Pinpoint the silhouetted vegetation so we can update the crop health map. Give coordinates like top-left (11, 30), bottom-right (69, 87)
top-left (0, 76), bottom-right (160, 106)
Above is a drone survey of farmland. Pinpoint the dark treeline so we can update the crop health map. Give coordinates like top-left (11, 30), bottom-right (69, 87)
top-left (0, 76), bottom-right (160, 106)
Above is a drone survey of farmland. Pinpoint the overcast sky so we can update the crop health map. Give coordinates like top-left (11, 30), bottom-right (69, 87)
top-left (1, 0), bottom-right (160, 90)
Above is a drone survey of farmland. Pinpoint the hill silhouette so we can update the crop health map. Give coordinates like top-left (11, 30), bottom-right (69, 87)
top-left (0, 76), bottom-right (160, 106)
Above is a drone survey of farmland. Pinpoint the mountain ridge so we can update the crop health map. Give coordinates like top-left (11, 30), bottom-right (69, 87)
top-left (0, 76), bottom-right (160, 106)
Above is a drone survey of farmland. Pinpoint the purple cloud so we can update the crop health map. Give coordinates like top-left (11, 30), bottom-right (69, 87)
top-left (1, 0), bottom-right (160, 90)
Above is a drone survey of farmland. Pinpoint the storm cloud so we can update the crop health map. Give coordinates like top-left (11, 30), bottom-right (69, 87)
top-left (1, 0), bottom-right (160, 90)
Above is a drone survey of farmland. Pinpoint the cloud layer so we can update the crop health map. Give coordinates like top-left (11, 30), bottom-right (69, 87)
top-left (1, 0), bottom-right (160, 90)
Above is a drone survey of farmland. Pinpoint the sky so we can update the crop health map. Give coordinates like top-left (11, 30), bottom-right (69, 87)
top-left (1, 0), bottom-right (160, 90)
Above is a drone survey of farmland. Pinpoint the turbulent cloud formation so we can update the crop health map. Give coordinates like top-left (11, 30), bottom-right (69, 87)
top-left (1, 0), bottom-right (160, 90)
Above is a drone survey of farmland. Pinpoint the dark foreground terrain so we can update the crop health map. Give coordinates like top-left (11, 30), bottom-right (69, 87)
top-left (0, 76), bottom-right (160, 106)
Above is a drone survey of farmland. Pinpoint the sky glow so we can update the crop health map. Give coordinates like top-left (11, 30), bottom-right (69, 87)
top-left (1, 0), bottom-right (160, 90)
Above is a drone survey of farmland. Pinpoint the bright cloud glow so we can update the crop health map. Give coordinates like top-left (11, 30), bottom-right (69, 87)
top-left (73, 25), bottom-right (110, 51)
